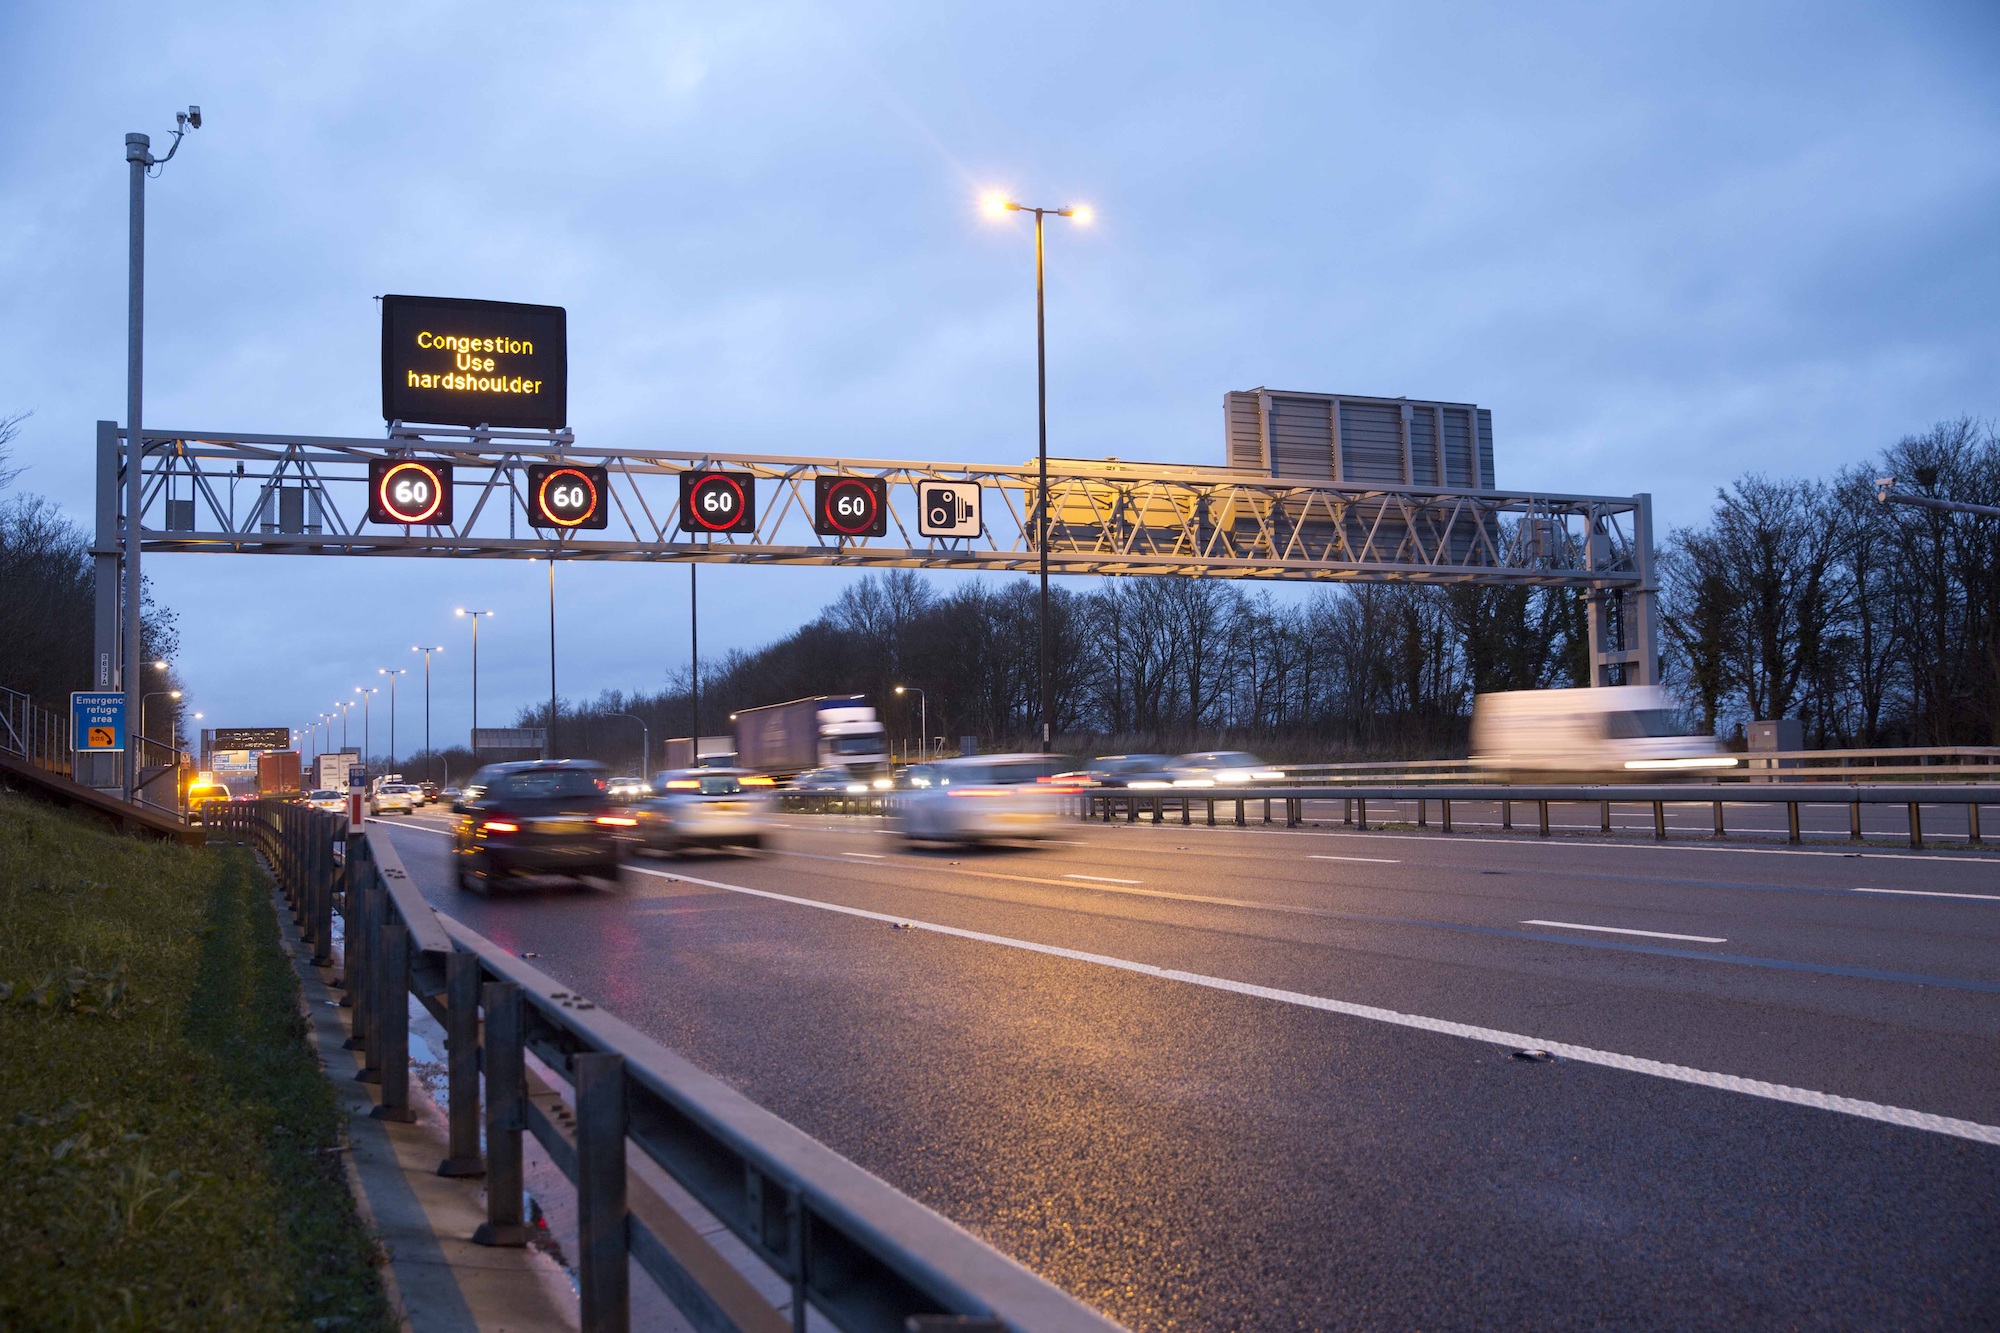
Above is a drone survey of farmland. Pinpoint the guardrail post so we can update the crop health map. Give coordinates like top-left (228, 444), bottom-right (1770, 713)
top-left (311, 817), bottom-right (335, 967)
top-left (1849, 801), bottom-right (1862, 842)
top-left (574, 1052), bottom-right (631, 1332)
top-left (1263, 797), bottom-right (1272, 825)
top-left (1653, 801), bottom-right (1666, 840)
top-left (1181, 796), bottom-right (1191, 826)
top-left (1416, 799), bottom-right (1427, 829)
top-left (1206, 797), bottom-right (1215, 827)
top-left (1908, 803), bottom-right (1922, 849)
top-left (1600, 801), bottom-right (1611, 834)
top-left (1502, 799), bottom-right (1512, 830)
top-left (355, 882), bottom-right (384, 1080)
top-left (1235, 798), bottom-right (1245, 828)
top-left (1970, 803), bottom-right (1983, 846)
top-left (1440, 798), bottom-right (1452, 834)
top-left (370, 922), bottom-right (415, 1122)
top-left (1538, 800), bottom-right (1550, 837)
top-left (1713, 802), bottom-right (1725, 839)
top-left (344, 877), bottom-right (372, 1038)
top-left (1151, 796), bottom-right (1163, 825)
top-left (1125, 796), bottom-right (1137, 824)
top-left (1355, 798), bottom-right (1367, 831)
top-left (1787, 803), bottom-right (1801, 844)
top-left (474, 982), bottom-right (531, 1247)
top-left (439, 950), bottom-right (485, 1176)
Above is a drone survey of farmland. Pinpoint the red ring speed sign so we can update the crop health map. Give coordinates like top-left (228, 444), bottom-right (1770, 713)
top-left (374, 459), bottom-right (448, 524)
top-left (681, 471), bottom-right (754, 533)
top-left (822, 479), bottom-right (876, 534)
top-left (535, 466), bottom-right (600, 528)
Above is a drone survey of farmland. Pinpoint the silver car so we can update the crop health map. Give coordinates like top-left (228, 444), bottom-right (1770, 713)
top-left (369, 783), bottom-right (418, 815)
top-left (611, 769), bottom-right (773, 856)
top-left (890, 754), bottom-right (1074, 845)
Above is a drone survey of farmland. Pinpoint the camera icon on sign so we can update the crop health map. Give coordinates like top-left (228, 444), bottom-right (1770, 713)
top-left (918, 482), bottom-right (981, 538)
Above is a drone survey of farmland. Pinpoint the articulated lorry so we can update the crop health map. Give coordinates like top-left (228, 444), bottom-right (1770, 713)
top-left (733, 696), bottom-right (888, 779)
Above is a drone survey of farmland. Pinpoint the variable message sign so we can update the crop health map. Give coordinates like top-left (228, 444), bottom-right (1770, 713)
top-left (679, 471), bottom-right (756, 534)
top-left (71, 692), bottom-right (125, 751)
top-left (213, 727), bottom-right (292, 751)
top-left (812, 476), bottom-right (888, 538)
top-left (527, 463), bottom-right (609, 529)
top-left (367, 457), bottom-right (455, 525)
top-left (381, 295), bottom-right (568, 430)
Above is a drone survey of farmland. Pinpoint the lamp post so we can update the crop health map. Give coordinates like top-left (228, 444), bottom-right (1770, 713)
top-left (355, 686), bottom-right (378, 765)
top-left (141, 688), bottom-right (180, 754)
top-left (120, 108), bottom-right (199, 802)
top-left (982, 192), bottom-right (1091, 751)
top-left (379, 668), bottom-right (407, 770)
top-left (894, 685), bottom-right (928, 763)
top-left (413, 645), bottom-right (443, 784)
top-left (606, 712), bottom-right (649, 779)
top-left (455, 609), bottom-right (494, 761)
top-left (334, 700), bottom-right (352, 750)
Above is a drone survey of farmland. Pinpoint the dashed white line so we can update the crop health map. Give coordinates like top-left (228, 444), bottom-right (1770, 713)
top-left (1522, 919), bottom-right (1727, 944)
top-left (1064, 873), bottom-right (1142, 885)
top-left (1850, 886), bottom-right (2000, 903)
top-left (619, 864), bottom-right (2000, 1148)
top-left (842, 852), bottom-right (887, 859)
top-left (1308, 854), bottom-right (1402, 864)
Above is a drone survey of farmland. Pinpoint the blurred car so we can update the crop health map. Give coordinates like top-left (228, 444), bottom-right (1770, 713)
top-left (306, 788), bottom-right (345, 814)
top-left (792, 767), bottom-right (869, 794)
top-left (890, 754), bottom-right (1076, 845)
top-left (449, 781), bottom-right (484, 813)
top-left (1062, 754), bottom-right (1176, 788)
top-left (606, 776), bottom-right (653, 801)
top-left (451, 761), bottom-right (619, 891)
top-left (369, 782), bottom-right (418, 815)
top-left (417, 781), bottom-right (441, 805)
top-left (1166, 752), bottom-right (1286, 786)
top-left (611, 769), bottom-right (771, 857)
top-left (1470, 685), bottom-right (1737, 781)
top-left (896, 763), bottom-right (940, 789)
top-left (185, 778), bottom-right (232, 824)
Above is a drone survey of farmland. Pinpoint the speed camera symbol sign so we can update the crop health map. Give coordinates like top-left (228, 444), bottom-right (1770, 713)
top-left (917, 482), bottom-right (981, 538)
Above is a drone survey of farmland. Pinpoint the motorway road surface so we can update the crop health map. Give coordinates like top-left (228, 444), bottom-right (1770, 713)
top-left (369, 807), bottom-right (2000, 1330)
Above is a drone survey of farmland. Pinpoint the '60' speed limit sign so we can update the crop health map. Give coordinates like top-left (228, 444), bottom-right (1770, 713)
top-left (367, 458), bottom-right (454, 526)
top-left (679, 471), bottom-right (756, 534)
top-left (527, 463), bottom-right (610, 529)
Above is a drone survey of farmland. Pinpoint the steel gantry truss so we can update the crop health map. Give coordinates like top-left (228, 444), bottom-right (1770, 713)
top-left (95, 421), bottom-right (1661, 681)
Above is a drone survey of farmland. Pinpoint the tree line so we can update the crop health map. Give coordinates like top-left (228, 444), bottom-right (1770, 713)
top-left (504, 415), bottom-right (1997, 769)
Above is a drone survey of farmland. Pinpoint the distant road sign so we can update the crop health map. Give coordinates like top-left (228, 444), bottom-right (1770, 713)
top-left (918, 482), bottom-right (981, 538)
top-left (528, 463), bottom-right (609, 529)
top-left (71, 692), bottom-right (125, 751)
top-left (367, 457), bottom-right (454, 525)
top-left (214, 727), bottom-right (291, 751)
top-left (381, 295), bottom-right (568, 430)
top-left (680, 471), bottom-right (756, 534)
top-left (812, 476), bottom-right (888, 538)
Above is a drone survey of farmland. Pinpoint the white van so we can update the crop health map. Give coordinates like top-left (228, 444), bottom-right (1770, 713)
top-left (1470, 686), bottom-right (1737, 780)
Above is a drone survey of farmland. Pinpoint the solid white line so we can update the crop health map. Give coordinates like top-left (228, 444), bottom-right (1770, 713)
top-left (843, 852), bottom-right (887, 859)
top-left (1850, 886), bottom-right (2000, 903)
top-left (1522, 919), bottom-right (1728, 944)
top-left (1064, 873), bottom-right (1141, 885)
top-left (621, 864), bottom-right (2000, 1148)
top-left (370, 818), bottom-right (450, 835)
top-left (1148, 822), bottom-right (2000, 864)
top-left (1309, 854), bottom-right (1402, 864)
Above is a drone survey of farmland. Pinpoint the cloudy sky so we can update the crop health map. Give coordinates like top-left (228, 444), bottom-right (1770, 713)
top-left (3, 1), bottom-right (1997, 752)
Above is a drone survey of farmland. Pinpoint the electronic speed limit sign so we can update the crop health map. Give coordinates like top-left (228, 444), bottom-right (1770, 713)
top-left (528, 463), bottom-right (609, 529)
top-left (679, 470), bottom-right (756, 534)
top-left (367, 457), bottom-right (454, 526)
top-left (812, 476), bottom-right (887, 538)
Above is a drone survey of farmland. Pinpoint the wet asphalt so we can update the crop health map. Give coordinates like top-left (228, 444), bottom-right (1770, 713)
top-left (370, 808), bottom-right (2000, 1330)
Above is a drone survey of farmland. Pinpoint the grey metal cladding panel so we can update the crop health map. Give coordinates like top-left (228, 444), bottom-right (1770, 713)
top-left (1477, 409), bottom-right (1495, 488)
top-left (1225, 392), bottom-right (1267, 472)
top-left (1408, 408), bottom-right (1438, 487)
top-left (1268, 395), bottom-right (1335, 481)
top-left (1337, 400), bottom-right (1406, 485)
top-left (1442, 409), bottom-right (1475, 487)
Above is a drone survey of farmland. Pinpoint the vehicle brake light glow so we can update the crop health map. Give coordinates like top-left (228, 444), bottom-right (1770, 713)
top-left (665, 779), bottom-right (700, 789)
top-left (595, 815), bottom-right (639, 827)
top-left (480, 820), bottom-right (519, 834)
top-left (948, 787), bottom-right (1012, 798)
top-left (845, 783), bottom-right (869, 793)
top-left (741, 775), bottom-right (776, 786)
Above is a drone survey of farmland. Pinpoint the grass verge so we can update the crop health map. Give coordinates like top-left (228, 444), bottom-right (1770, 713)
top-left (0, 792), bottom-right (396, 1331)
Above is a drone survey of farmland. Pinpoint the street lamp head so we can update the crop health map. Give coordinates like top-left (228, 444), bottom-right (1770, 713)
top-left (168, 690), bottom-right (181, 699)
top-left (895, 685), bottom-right (907, 695)
top-left (1069, 205), bottom-right (1094, 224)
top-left (152, 660), bottom-right (168, 670)
top-left (981, 192), bottom-right (1014, 217)
top-left (454, 608), bottom-right (465, 617)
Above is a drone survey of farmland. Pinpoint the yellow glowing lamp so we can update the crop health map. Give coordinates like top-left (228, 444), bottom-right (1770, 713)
top-left (1070, 205), bottom-right (1093, 224)
top-left (981, 192), bottom-right (1012, 217)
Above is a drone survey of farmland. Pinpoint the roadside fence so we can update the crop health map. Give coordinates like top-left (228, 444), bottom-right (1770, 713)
top-left (207, 799), bottom-right (1121, 1333)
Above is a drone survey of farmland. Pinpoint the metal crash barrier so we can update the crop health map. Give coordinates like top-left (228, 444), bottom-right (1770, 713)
top-left (1080, 783), bottom-right (1995, 849)
top-left (209, 800), bottom-right (1120, 1333)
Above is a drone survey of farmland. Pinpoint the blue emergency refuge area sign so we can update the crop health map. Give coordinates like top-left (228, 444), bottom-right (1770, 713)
top-left (71, 692), bottom-right (125, 751)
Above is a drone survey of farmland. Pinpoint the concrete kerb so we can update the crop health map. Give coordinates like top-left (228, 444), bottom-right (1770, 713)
top-left (268, 875), bottom-right (580, 1332)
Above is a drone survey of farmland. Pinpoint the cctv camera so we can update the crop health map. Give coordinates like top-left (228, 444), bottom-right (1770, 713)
top-left (187, 106), bottom-right (202, 129)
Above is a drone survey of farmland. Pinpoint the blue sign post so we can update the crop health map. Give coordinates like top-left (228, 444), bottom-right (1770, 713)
top-left (71, 692), bottom-right (126, 751)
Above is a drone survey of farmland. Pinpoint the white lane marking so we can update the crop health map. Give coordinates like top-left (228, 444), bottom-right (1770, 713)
top-left (1308, 854), bottom-right (1402, 864)
top-left (621, 864), bottom-right (2000, 1148)
top-left (371, 818), bottom-right (449, 835)
top-left (1064, 873), bottom-right (1141, 885)
top-left (1150, 822), bottom-right (2000, 865)
top-left (1851, 886), bottom-right (2000, 903)
top-left (1522, 919), bottom-right (1728, 944)
top-left (843, 852), bottom-right (887, 859)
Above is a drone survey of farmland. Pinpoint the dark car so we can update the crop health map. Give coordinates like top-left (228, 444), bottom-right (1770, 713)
top-left (451, 761), bottom-right (620, 891)
top-left (1066, 754), bottom-right (1176, 788)
top-left (418, 781), bottom-right (441, 805)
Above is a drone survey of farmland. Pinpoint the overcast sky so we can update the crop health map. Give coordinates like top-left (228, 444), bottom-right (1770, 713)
top-left (4, 1), bottom-right (1997, 753)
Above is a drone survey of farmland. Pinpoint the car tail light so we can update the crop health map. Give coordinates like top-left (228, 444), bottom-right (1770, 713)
top-left (948, 787), bottom-right (1011, 799)
top-left (595, 815), bottom-right (638, 827)
top-left (480, 819), bottom-right (519, 834)
top-left (741, 775), bottom-right (775, 786)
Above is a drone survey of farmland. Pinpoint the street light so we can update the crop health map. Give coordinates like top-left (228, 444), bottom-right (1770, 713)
top-left (455, 609), bottom-right (495, 761)
top-left (413, 645), bottom-right (443, 785)
top-left (355, 686), bottom-right (378, 765)
top-left (982, 191), bottom-right (1091, 751)
top-left (142, 688), bottom-right (180, 750)
top-left (378, 668), bottom-right (408, 770)
top-left (605, 712), bottom-right (650, 778)
top-left (894, 685), bottom-right (928, 763)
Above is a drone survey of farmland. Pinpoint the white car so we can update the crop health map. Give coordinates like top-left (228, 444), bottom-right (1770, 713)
top-left (369, 783), bottom-right (418, 815)
top-left (306, 788), bottom-right (345, 814)
top-left (890, 754), bottom-right (1073, 844)
top-left (613, 769), bottom-right (773, 856)
top-left (1165, 752), bottom-right (1286, 786)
